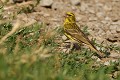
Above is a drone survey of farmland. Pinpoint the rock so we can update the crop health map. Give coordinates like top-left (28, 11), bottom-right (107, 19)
top-left (104, 61), bottom-right (110, 65)
top-left (109, 52), bottom-right (120, 58)
top-left (106, 30), bottom-right (112, 36)
top-left (43, 13), bottom-right (50, 17)
top-left (101, 20), bottom-right (108, 24)
top-left (52, 2), bottom-right (65, 10)
top-left (104, 4), bottom-right (112, 11)
top-left (96, 58), bottom-right (101, 62)
top-left (87, 7), bottom-right (95, 14)
top-left (71, 6), bottom-right (77, 11)
top-left (40, 0), bottom-right (53, 7)
top-left (62, 35), bottom-right (67, 41)
top-left (89, 16), bottom-right (97, 21)
top-left (96, 12), bottom-right (105, 19)
top-left (114, 42), bottom-right (120, 47)
top-left (111, 20), bottom-right (120, 25)
top-left (76, 14), bottom-right (85, 21)
top-left (91, 55), bottom-right (99, 60)
top-left (109, 25), bottom-right (117, 31)
top-left (112, 71), bottom-right (120, 79)
top-left (116, 26), bottom-right (120, 33)
top-left (13, 0), bottom-right (25, 3)
top-left (105, 16), bottom-right (112, 21)
top-left (106, 37), bottom-right (117, 43)
top-left (80, 2), bottom-right (88, 12)
top-left (70, 0), bottom-right (81, 6)
top-left (50, 18), bottom-right (60, 22)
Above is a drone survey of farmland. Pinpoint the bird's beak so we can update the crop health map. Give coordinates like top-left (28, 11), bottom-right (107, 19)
top-left (64, 14), bottom-right (68, 18)
top-left (63, 14), bottom-right (66, 18)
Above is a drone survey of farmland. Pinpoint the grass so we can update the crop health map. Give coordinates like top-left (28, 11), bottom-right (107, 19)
top-left (0, 1), bottom-right (120, 80)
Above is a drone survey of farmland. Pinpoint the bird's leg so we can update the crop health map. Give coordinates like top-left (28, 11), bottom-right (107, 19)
top-left (70, 41), bottom-right (74, 50)
top-left (65, 40), bottom-right (74, 53)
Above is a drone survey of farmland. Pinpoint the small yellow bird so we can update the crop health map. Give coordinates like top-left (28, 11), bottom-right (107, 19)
top-left (63, 12), bottom-right (105, 58)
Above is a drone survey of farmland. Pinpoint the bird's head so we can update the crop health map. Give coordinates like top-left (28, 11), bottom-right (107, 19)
top-left (64, 12), bottom-right (76, 24)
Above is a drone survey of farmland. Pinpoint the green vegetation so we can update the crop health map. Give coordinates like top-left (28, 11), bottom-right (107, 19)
top-left (0, 21), bottom-right (120, 80)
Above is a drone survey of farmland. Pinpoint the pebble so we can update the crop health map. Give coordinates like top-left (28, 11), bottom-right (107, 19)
top-left (13, 0), bottom-right (25, 3)
top-left (43, 13), bottom-right (50, 17)
top-left (70, 0), bottom-right (81, 6)
top-left (111, 20), bottom-right (120, 25)
top-left (104, 61), bottom-right (110, 65)
top-left (52, 2), bottom-right (65, 10)
top-left (96, 58), bottom-right (101, 62)
top-left (112, 71), bottom-right (120, 79)
top-left (80, 2), bottom-right (88, 12)
top-left (105, 16), bottom-right (112, 21)
top-left (111, 30), bottom-right (117, 34)
top-left (109, 25), bottom-right (117, 30)
top-left (89, 17), bottom-right (97, 21)
top-left (76, 14), bottom-right (85, 21)
top-left (87, 7), bottom-right (95, 14)
top-left (40, 0), bottom-right (53, 7)
top-left (116, 27), bottom-right (120, 33)
top-left (110, 52), bottom-right (120, 58)
top-left (96, 12), bottom-right (105, 19)
top-left (62, 35), bottom-right (67, 41)
top-left (104, 4), bottom-right (112, 11)
top-left (106, 30), bottom-right (111, 35)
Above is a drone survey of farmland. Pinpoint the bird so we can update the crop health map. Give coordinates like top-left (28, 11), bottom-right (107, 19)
top-left (63, 12), bottom-right (105, 58)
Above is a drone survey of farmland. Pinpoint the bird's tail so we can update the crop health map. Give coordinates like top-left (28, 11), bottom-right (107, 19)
top-left (77, 39), bottom-right (105, 58)
top-left (87, 43), bottom-right (105, 58)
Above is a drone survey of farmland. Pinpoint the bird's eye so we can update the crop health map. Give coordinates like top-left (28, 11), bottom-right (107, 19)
top-left (67, 14), bottom-right (72, 16)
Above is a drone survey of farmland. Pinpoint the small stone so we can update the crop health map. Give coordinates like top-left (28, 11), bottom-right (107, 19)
top-left (111, 20), bottom-right (120, 25)
top-left (71, 6), bottom-right (77, 11)
top-left (96, 58), bottom-right (101, 62)
top-left (62, 35), bottom-right (67, 41)
top-left (116, 27), bottom-right (120, 33)
top-left (104, 61), bottom-right (110, 65)
top-left (96, 12), bottom-right (105, 19)
top-left (40, 0), bottom-right (53, 7)
top-left (96, 3), bottom-right (104, 7)
top-left (87, 7), bottom-right (95, 14)
top-left (114, 42), bottom-right (120, 47)
top-left (111, 30), bottom-right (116, 34)
top-left (109, 25), bottom-right (117, 30)
top-left (105, 17), bottom-right (112, 21)
top-left (52, 2), bottom-right (65, 10)
top-left (43, 13), bottom-right (50, 17)
top-left (106, 30), bottom-right (111, 35)
top-left (112, 71), bottom-right (120, 79)
top-left (104, 5), bottom-right (112, 11)
top-left (101, 20), bottom-right (107, 24)
top-left (89, 17), bottom-right (97, 21)
top-left (70, 0), bottom-right (81, 6)
top-left (13, 0), bottom-right (25, 3)
top-left (112, 18), bottom-right (119, 22)
top-left (109, 52), bottom-right (120, 58)
top-left (106, 37), bottom-right (117, 43)
top-left (50, 18), bottom-right (60, 22)
top-left (62, 48), bottom-right (70, 53)
top-left (91, 55), bottom-right (99, 59)
top-left (80, 2), bottom-right (88, 11)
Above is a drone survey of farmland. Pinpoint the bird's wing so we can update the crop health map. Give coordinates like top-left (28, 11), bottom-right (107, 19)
top-left (64, 23), bottom-right (92, 45)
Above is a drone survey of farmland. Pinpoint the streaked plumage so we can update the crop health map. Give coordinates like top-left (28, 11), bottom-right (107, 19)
top-left (63, 12), bottom-right (104, 58)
